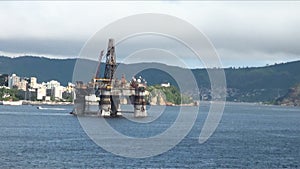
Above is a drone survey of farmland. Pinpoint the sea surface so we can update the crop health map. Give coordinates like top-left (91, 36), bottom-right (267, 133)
top-left (0, 102), bottom-right (299, 168)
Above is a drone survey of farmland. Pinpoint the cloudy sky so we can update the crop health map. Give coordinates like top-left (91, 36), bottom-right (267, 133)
top-left (0, 1), bottom-right (299, 68)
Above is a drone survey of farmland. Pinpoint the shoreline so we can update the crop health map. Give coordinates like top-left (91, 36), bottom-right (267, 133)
top-left (1, 100), bottom-right (298, 108)
top-left (22, 100), bottom-right (73, 106)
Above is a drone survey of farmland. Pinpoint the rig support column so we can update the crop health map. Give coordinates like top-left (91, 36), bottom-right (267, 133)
top-left (99, 88), bottom-right (121, 117)
top-left (134, 86), bottom-right (147, 117)
top-left (99, 89), bottom-right (111, 117)
top-left (110, 93), bottom-right (121, 117)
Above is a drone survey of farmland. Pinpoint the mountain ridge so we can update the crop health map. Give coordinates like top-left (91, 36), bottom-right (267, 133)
top-left (1, 55), bottom-right (300, 103)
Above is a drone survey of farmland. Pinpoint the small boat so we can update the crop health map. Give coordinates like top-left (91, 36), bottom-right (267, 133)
top-left (0, 100), bottom-right (23, 106)
top-left (37, 106), bottom-right (66, 111)
top-left (37, 106), bottom-right (44, 109)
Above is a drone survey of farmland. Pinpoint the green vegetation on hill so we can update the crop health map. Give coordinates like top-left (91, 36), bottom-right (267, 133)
top-left (136, 62), bottom-right (300, 102)
top-left (223, 62), bottom-right (300, 102)
top-left (225, 62), bottom-right (300, 90)
top-left (147, 85), bottom-right (193, 105)
top-left (1, 56), bottom-right (300, 103)
top-left (0, 88), bottom-right (22, 101)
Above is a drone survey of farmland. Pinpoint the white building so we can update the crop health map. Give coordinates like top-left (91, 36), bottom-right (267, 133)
top-left (161, 82), bottom-right (170, 87)
top-left (66, 82), bottom-right (75, 93)
top-left (8, 74), bottom-right (20, 88)
top-left (53, 86), bottom-right (65, 100)
top-left (19, 79), bottom-right (28, 91)
top-left (30, 77), bottom-right (37, 89)
top-left (47, 80), bottom-right (60, 90)
top-left (37, 86), bottom-right (47, 100)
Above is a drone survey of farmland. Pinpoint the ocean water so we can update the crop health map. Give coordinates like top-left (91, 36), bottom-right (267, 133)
top-left (0, 103), bottom-right (299, 168)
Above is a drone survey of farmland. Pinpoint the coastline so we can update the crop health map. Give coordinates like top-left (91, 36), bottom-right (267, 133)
top-left (22, 100), bottom-right (73, 106)
top-left (1, 100), bottom-right (298, 107)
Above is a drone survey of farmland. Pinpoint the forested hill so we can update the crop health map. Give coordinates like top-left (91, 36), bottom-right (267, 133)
top-left (1, 55), bottom-right (299, 102)
top-left (0, 56), bottom-right (76, 85)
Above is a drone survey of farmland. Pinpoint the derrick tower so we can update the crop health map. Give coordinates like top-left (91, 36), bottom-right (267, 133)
top-left (104, 39), bottom-right (117, 82)
top-left (94, 38), bottom-right (120, 117)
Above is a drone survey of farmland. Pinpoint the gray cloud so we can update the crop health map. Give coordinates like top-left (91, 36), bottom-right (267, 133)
top-left (0, 1), bottom-right (299, 67)
top-left (0, 38), bottom-right (84, 57)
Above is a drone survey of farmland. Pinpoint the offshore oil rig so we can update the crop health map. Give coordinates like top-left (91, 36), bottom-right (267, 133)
top-left (73, 39), bottom-right (147, 117)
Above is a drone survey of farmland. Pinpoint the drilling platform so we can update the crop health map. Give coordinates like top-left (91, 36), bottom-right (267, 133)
top-left (73, 39), bottom-right (147, 118)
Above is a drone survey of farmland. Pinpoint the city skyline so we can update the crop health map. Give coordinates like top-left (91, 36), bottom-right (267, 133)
top-left (0, 73), bottom-right (74, 101)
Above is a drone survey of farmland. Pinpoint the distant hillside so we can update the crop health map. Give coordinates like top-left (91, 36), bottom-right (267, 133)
top-left (1, 56), bottom-right (300, 103)
top-left (122, 61), bottom-right (300, 102)
top-left (275, 83), bottom-right (300, 106)
top-left (225, 62), bottom-right (300, 90)
top-left (0, 56), bottom-right (76, 85)
top-left (223, 61), bottom-right (300, 102)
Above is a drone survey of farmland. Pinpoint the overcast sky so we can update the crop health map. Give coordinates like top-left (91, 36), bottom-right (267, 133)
top-left (0, 1), bottom-right (299, 68)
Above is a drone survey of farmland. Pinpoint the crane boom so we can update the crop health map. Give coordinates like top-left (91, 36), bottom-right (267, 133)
top-left (104, 39), bottom-right (117, 81)
top-left (95, 50), bottom-right (104, 78)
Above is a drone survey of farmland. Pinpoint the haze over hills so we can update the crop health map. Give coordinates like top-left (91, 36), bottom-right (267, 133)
top-left (1, 55), bottom-right (300, 103)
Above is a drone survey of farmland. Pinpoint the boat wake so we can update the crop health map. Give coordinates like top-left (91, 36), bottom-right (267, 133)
top-left (37, 106), bottom-right (67, 111)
